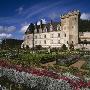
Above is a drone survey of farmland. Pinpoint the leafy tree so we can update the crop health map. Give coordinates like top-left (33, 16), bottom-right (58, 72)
top-left (79, 19), bottom-right (90, 32)
top-left (35, 45), bottom-right (42, 50)
top-left (61, 44), bottom-right (67, 50)
top-left (69, 44), bottom-right (74, 50)
top-left (29, 23), bottom-right (35, 51)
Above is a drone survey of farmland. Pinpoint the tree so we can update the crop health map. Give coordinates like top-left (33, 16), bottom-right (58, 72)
top-left (28, 23), bottom-right (35, 51)
top-left (69, 44), bottom-right (74, 50)
top-left (35, 45), bottom-right (42, 50)
top-left (61, 44), bottom-right (67, 50)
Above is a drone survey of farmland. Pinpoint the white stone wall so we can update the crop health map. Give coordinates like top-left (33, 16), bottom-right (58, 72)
top-left (22, 30), bottom-right (68, 48)
top-left (21, 10), bottom-right (90, 50)
top-left (79, 32), bottom-right (90, 41)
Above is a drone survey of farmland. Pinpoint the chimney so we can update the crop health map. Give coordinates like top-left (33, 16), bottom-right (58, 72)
top-left (35, 22), bottom-right (37, 28)
top-left (50, 20), bottom-right (53, 25)
top-left (40, 20), bottom-right (43, 28)
top-left (35, 22), bottom-right (37, 33)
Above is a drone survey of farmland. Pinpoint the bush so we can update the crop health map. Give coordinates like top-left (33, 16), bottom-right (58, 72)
top-left (61, 44), bottom-right (67, 51)
top-left (69, 44), bottom-right (74, 50)
top-left (35, 45), bottom-right (42, 50)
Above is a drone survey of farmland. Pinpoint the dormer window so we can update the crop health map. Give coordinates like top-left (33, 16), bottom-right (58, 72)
top-left (27, 36), bottom-right (29, 39)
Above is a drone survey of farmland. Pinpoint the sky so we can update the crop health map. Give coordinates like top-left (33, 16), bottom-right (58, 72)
top-left (0, 0), bottom-right (90, 41)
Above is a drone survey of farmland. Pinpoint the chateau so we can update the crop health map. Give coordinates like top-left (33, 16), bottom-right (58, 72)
top-left (21, 10), bottom-right (90, 50)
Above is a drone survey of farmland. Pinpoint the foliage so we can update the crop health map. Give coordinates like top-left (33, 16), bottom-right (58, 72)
top-left (61, 44), bottom-right (67, 51)
top-left (69, 44), bottom-right (74, 50)
top-left (35, 45), bottom-right (42, 50)
top-left (79, 19), bottom-right (90, 32)
top-left (1, 39), bottom-right (23, 49)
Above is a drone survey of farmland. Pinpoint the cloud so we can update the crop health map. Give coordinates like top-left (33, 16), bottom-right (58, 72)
top-left (0, 26), bottom-right (16, 40)
top-left (37, 19), bottom-right (47, 25)
top-left (0, 33), bottom-right (12, 39)
top-left (0, 26), bottom-right (16, 33)
top-left (49, 12), bottom-right (59, 20)
top-left (41, 19), bottom-right (47, 24)
top-left (20, 23), bottom-right (29, 33)
top-left (16, 6), bottom-right (24, 14)
top-left (80, 13), bottom-right (90, 20)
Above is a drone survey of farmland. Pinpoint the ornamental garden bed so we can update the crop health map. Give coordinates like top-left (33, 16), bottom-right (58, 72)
top-left (0, 60), bottom-right (90, 90)
top-left (56, 54), bottom-right (80, 67)
top-left (81, 55), bottom-right (90, 70)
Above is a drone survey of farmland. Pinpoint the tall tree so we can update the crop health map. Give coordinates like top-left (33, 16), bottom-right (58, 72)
top-left (30, 23), bottom-right (35, 51)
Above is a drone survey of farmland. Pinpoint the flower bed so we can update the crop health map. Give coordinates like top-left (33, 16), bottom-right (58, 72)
top-left (0, 60), bottom-right (90, 90)
top-left (56, 54), bottom-right (80, 67)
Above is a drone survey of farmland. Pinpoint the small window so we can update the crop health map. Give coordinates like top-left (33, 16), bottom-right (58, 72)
top-left (58, 40), bottom-right (60, 44)
top-left (44, 40), bottom-right (46, 44)
top-left (58, 33), bottom-right (60, 37)
top-left (51, 40), bottom-right (53, 44)
top-left (35, 35), bottom-right (37, 39)
top-left (39, 41), bottom-right (41, 44)
top-left (35, 41), bottom-right (37, 44)
top-left (75, 18), bottom-right (77, 20)
top-left (40, 35), bottom-right (41, 39)
top-left (27, 36), bottom-right (29, 39)
top-left (67, 41), bottom-right (68, 44)
top-left (51, 34), bottom-right (53, 38)
top-left (65, 34), bottom-right (66, 37)
top-left (64, 26), bottom-right (66, 30)
top-left (44, 35), bottom-right (46, 38)
top-left (72, 26), bottom-right (74, 28)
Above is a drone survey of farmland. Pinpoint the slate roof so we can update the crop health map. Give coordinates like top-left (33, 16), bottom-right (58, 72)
top-left (25, 22), bottom-right (60, 34)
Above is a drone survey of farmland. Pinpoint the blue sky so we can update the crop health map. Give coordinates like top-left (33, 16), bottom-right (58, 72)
top-left (0, 0), bottom-right (90, 40)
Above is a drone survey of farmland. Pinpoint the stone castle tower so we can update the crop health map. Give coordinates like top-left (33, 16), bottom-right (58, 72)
top-left (61, 10), bottom-right (80, 47)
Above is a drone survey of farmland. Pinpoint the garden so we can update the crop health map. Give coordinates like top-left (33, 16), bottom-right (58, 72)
top-left (0, 49), bottom-right (90, 90)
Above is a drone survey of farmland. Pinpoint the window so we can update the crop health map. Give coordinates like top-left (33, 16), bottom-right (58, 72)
top-left (44, 40), bottom-right (46, 44)
top-left (75, 17), bottom-right (77, 20)
top-left (39, 35), bottom-right (41, 39)
top-left (51, 34), bottom-right (53, 38)
top-left (35, 41), bottom-right (37, 44)
top-left (35, 35), bottom-right (37, 39)
top-left (51, 40), bottom-right (53, 44)
top-left (67, 41), bottom-right (68, 44)
top-left (72, 26), bottom-right (74, 28)
top-left (58, 40), bottom-right (60, 44)
top-left (58, 33), bottom-right (60, 37)
top-left (65, 34), bottom-right (66, 37)
top-left (44, 35), bottom-right (46, 38)
top-left (64, 26), bottom-right (66, 30)
top-left (72, 41), bottom-right (73, 44)
top-left (39, 41), bottom-right (41, 44)
top-left (27, 36), bottom-right (29, 39)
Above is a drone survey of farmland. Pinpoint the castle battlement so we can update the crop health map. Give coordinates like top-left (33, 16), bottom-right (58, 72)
top-left (61, 10), bottom-right (80, 19)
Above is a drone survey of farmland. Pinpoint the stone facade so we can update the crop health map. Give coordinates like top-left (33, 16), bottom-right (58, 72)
top-left (21, 10), bottom-right (90, 50)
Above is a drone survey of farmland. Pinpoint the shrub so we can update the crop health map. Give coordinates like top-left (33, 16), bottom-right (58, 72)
top-left (61, 44), bottom-right (67, 51)
top-left (69, 44), bottom-right (74, 50)
top-left (35, 45), bottom-right (42, 50)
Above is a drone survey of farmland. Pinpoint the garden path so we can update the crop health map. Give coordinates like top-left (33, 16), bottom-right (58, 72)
top-left (41, 61), bottom-right (56, 67)
top-left (69, 60), bottom-right (86, 69)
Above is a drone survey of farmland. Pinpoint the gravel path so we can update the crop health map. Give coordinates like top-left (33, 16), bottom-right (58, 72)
top-left (69, 60), bottom-right (86, 69)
